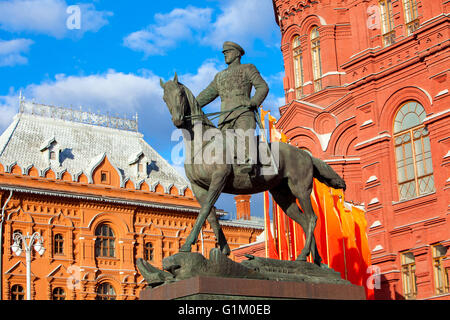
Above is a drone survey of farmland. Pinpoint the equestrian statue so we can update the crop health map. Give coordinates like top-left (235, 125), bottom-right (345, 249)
top-left (137, 41), bottom-right (347, 287)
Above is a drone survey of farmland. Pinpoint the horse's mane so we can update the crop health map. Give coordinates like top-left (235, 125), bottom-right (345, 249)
top-left (179, 83), bottom-right (216, 128)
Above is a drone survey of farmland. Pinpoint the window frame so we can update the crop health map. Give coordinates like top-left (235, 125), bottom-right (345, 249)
top-left (393, 101), bottom-right (435, 201)
top-left (379, 0), bottom-right (395, 46)
top-left (401, 251), bottom-right (417, 299)
top-left (432, 244), bottom-right (449, 295)
top-left (403, 0), bottom-right (420, 35)
top-left (52, 287), bottom-right (66, 300)
top-left (144, 241), bottom-right (154, 261)
top-left (11, 284), bottom-right (25, 300)
top-left (292, 35), bottom-right (304, 99)
top-left (53, 233), bottom-right (64, 255)
top-left (310, 26), bottom-right (322, 92)
top-left (96, 282), bottom-right (116, 300)
top-left (95, 224), bottom-right (116, 258)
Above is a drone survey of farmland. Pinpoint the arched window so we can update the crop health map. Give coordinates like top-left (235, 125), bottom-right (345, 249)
top-left (12, 230), bottom-right (22, 249)
top-left (379, 0), bottom-right (395, 46)
top-left (310, 27), bottom-right (322, 92)
top-left (144, 242), bottom-right (154, 261)
top-left (11, 284), bottom-right (25, 300)
top-left (96, 282), bottom-right (116, 300)
top-left (53, 233), bottom-right (64, 255)
top-left (95, 224), bottom-right (115, 258)
top-left (292, 35), bottom-right (304, 99)
top-left (403, 0), bottom-right (419, 35)
top-left (52, 287), bottom-right (66, 300)
top-left (393, 101), bottom-right (435, 200)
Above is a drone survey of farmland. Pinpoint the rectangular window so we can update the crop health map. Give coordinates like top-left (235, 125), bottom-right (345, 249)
top-left (403, 0), bottom-right (419, 35)
top-left (100, 171), bottom-right (110, 184)
top-left (311, 42), bottom-right (322, 91)
top-left (379, 0), bottom-right (395, 46)
top-left (310, 27), bottom-right (322, 92)
top-left (54, 234), bottom-right (64, 255)
top-left (401, 251), bottom-right (417, 299)
top-left (293, 37), bottom-right (304, 99)
top-left (433, 244), bottom-right (449, 295)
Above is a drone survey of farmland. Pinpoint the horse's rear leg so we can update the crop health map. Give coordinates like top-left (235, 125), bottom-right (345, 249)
top-left (270, 184), bottom-right (322, 265)
top-left (296, 194), bottom-right (322, 265)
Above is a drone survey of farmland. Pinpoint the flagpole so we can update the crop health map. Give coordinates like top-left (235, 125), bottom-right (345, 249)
top-left (324, 188), bottom-right (330, 265)
top-left (264, 191), bottom-right (269, 258)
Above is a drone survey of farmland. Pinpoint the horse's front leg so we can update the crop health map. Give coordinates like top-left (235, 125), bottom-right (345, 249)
top-left (189, 183), bottom-right (230, 255)
top-left (180, 166), bottom-right (231, 253)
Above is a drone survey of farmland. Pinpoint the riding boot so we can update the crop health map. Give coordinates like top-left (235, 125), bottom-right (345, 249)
top-left (237, 163), bottom-right (254, 175)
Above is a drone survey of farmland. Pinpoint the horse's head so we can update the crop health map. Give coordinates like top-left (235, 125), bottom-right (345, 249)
top-left (160, 73), bottom-right (188, 128)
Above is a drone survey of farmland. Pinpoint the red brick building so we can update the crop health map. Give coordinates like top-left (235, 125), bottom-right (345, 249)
top-left (272, 0), bottom-right (449, 299)
top-left (0, 100), bottom-right (263, 300)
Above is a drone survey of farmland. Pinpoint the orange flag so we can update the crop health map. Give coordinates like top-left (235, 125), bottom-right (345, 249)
top-left (262, 112), bottom-right (373, 298)
top-left (264, 191), bottom-right (278, 259)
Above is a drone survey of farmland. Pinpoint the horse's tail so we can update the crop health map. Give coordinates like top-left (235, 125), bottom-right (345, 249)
top-left (311, 156), bottom-right (346, 190)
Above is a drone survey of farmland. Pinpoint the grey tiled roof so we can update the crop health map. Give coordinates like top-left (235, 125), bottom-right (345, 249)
top-left (219, 217), bottom-right (265, 230)
top-left (0, 101), bottom-right (190, 194)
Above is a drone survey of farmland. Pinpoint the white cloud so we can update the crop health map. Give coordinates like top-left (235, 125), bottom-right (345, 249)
top-left (123, 6), bottom-right (212, 56)
top-left (0, 0), bottom-right (112, 38)
top-left (178, 59), bottom-right (223, 96)
top-left (22, 70), bottom-right (163, 114)
top-left (0, 93), bottom-right (19, 128)
top-left (0, 60), bottom-right (226, 137)
top-left (123, 0), bottom-right (277, 56)
top-left (202, 0), bottom-right (277, 50)
top-left (0, 38), bottom-right (33, 66)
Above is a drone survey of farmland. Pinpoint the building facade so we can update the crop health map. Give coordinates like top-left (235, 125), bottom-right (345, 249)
top-left (0, 100), bottom-right (263, 300)
top-left (272, 0), bottom-right (449, 299)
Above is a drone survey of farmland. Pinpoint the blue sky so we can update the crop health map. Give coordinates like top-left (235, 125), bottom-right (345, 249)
top-left (0, 0), bottom-right (285, 218)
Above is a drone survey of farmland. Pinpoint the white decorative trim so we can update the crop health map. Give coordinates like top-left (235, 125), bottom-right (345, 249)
top-left (354, 133), bottom-right (391, 148)
top-left (297, 126), bottom-right (331, 151)
top-left (372, 244), bottom-right (384, 252)
top-left (436, 89), bottom-right (448, 97)
top-left (370, 220), bottom-right (382, 228)
top-left (423, 108), bottom-right (450, 123)
top-left (324, 157), bottom-right (360, 163)
top-left (322, 71), bottom-right (346, 77)
top-left (360, 119), bottom-right (373, 127)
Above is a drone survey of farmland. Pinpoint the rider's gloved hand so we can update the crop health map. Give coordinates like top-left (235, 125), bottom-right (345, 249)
top-left (249, 100), bottom-right (258, 110)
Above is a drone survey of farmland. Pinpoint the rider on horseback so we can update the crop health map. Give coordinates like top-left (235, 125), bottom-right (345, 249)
top-left (196, 41), bottom-right (269, 175)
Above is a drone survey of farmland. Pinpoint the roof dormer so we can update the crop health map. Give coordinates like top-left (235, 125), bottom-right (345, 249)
top-left (40, 136), bottom-right (60, 167)
top-left (128, 150), bottom-right (149, 179)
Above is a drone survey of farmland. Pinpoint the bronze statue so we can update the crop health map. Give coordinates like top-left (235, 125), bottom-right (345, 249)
top-left (137, 42), bottom-right (348, 288)
top-left (196, 41), bottom-right (269, 175)
top-left (159, 71), bottom-right (346, 267)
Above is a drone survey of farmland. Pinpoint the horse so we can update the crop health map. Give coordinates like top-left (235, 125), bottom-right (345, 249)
top-left (160, 74), bottom-right (346, 265)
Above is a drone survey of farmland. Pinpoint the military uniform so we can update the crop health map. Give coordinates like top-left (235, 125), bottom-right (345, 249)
top-left (196, 63), bottom-right (269, 130)
top-left (196, 42), bottom-right (269, 173)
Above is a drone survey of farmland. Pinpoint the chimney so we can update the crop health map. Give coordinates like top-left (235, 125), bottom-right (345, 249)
top-left (234, 195), bottom-right (251, 220)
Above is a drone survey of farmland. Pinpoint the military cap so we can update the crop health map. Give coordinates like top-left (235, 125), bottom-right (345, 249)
top-left (222, 41), bottom-right (245, 56)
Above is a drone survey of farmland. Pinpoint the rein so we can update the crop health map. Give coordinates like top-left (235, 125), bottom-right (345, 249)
top-left (184, 105), bottom-right (254, 122)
